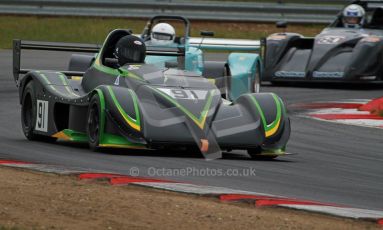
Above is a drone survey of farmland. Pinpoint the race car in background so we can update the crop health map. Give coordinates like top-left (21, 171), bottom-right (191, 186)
top-left (262, 0), bottom-right (383, 83)
top-left (13, 29), bottom-right (290, 159)
top-left (140, 16), bottom-right (262, 101)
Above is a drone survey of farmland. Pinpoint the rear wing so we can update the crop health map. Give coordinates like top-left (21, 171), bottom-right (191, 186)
top-left (352, 0), bottom-right (383, 6)
top-left (134, 33), bottom-right (261, 52)
top-left (13, 40), bottom-right (101, 86)
top-left (189, 37), bottom-right (260, 52)
top-left (13, 39), bottom-right (185, 86)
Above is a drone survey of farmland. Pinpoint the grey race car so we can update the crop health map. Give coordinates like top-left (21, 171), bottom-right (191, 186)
top-left (263, 0), bottom-right (383, 83)
top-left (13, 29), bottom-right (290, 159)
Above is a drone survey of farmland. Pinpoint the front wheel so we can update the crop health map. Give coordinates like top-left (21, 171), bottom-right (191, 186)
top-left (87, 94), bottom-right (102, 151)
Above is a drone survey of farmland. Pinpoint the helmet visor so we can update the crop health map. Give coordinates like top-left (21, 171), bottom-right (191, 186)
top-left (152, 32), bottom-right (174, 41)
top-left (344, 16), bottom-right (362, 25)
top-left (117, 47), bottom-right (145, 63)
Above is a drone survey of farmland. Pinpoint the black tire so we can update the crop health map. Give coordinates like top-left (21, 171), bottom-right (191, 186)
top-left (87, 94), bottom-right (102, 151)
top-left (223, 65), bottom-right (231, 100)
top-left (21, 81), bottom-right (37, 140)
top-left (21, 80), bottom-right (56, 142)
top-left (251, 63), bottom-right (261, 93)
top-left (247, 147), bottom-right (277, 160)
top-left (270, 81), bottom-right (287, 86)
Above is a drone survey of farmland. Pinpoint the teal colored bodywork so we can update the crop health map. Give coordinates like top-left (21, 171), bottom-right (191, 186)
top-left (227, 53), bottom-right (260, 100)
top-left (145, 43), bottom-right (261, 101)
top-left (145, 46), bottom-right (204, 75)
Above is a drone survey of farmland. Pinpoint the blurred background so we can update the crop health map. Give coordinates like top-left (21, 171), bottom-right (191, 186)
top-left (0, 0), bottom-right (351, 48)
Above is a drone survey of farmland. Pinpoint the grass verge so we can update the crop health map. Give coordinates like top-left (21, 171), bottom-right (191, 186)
top-left (0, 165), bottom-right (380, 230)
top-left (0, 15), bottom-right (324, 49)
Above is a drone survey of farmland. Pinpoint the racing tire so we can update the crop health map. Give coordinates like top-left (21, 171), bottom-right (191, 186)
top-left (21, 80), bottom-right (56, 142)
top-left (87, 94), bottom-right (102, 151)
top-left (251, 63), bottom-right (261, 93)
top-left (270, 81), bottom-right (287, 86)
top-left (247, 147), bottom-right (278, 160)
top-left (224, 65), bottom-right (231, 100)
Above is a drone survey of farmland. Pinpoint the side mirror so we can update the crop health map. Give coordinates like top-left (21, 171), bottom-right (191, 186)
top-left (276, 21), bottom-right (288, 29)
top-left (200, 31), bottom-right (214, 37)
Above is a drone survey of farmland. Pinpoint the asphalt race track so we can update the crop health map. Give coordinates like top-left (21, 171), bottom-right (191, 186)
top-left (1, 50), bottom-right (383, 211)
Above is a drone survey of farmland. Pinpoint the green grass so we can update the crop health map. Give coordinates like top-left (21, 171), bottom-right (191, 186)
top-left (0, 16), bottom-right (148, 49)
top-left (0, 15), bottom-right (325, 49)
top-left (0, 226), bottom-right (23, 230)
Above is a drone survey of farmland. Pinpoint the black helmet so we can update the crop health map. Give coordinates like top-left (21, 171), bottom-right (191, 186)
top-left (114, 35), bottom-right (146, 66)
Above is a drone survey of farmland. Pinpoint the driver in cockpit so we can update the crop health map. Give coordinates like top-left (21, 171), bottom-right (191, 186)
top-left (342, 4), bottom-right (366, 29)
top-left (146, 23), bottom-right (177, 46)
top-left (114, 35), bottom-right (146, 66)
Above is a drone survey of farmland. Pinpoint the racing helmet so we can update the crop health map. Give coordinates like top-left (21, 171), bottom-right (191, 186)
top-left (150, 23), bottom-right (176, 46)
top-left (114, 35), bottom-right (146, 66)
top-left (342, 4), bottom-right (366, 29)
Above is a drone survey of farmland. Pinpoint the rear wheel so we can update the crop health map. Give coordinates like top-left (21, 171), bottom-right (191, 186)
top-left (223, 65), bottom-right (231, 100)
top-left (87, 94), bottom-right (102, 151)
top-left (270, 81), bottom-right (287, 86)
top-left (21, 81), bottom-right (37, 140)
top-left (247, 147), bottom-right (277, 160)
top-left (21, 80), bottom-right (56, 142)
top-left (251, 63), bottom-right (261, 93)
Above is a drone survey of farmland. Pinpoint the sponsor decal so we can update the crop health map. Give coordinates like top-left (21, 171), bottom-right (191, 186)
top-left (361, 36), bottom-right (381, 43)
top-left (35, 100), bottom-right (48, 132)
top-left (313, 71), bottom-right (344, 78)
top-left (157, 88), bottom-right (208, 101)
top-left (267, 34), bottom-right (287, 41)
top-left (114, 75), bottom-right (120, 86)
top-left (275, 71), bottom-right (305, 78)
top-left (239, 56), bottom-right (247, 61)
top-left (128, 65), bottom-right (141, 70)
top-left (317, 36), bottom-right (345, 44)
top-left (134, 40), bottom-right (143, 46)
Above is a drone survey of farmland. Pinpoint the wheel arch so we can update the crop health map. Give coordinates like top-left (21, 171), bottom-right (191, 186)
top-left (90, 87), bottom-right (107, 142)
top-left (19, 73), bottom-right (38, 104)
top-left (235, 92), bottom-right (290, 149)
top-left (89, 85), bottom-right (146, 148)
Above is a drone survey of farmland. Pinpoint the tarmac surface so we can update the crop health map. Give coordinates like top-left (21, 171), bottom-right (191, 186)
top-left (1, 50), bottom-right (383, 211)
